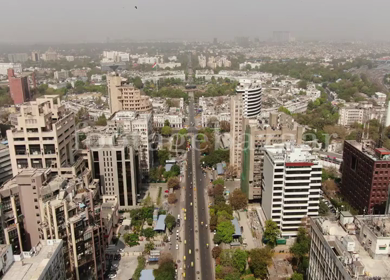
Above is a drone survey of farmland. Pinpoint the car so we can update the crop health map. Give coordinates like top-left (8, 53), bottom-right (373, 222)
top-left (184, 216), bottom-right (187, 220)
top-left (184, 240), bottom-right (186, 245)
top-left (183, 255), bottom-right (186, 261)
top-left (189, 249), bottom-right (191, 254)
top-left (190, 202), bottom-right (193, 206)
top-left (109, 274), bottom-right (117, 279)
top-left (191, 262), bottom-right (194, 267)
top-left (176, 244), bottom-right (179, 250)
top-left (176, 229), bottom-right (179, 235)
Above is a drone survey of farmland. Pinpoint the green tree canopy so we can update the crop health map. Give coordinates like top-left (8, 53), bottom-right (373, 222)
top-left (158, 149), bottom-right (170, 166)
top-left (248, 247), bottom-right (273, 279)
top-left (95, 114), bottom-right (107, 126)
top-left (165, 214), bottom-right (176, 231)
top-left (233, 249), bottom-right (248, 274)
top-left (217, 221), bottom-right (235, 244)
top-left (161, 126), bottom-right (172, 136)
top-left (141, 227), bottom-right (155, 239)
top-left (263, 220), bottom-right (280, 248)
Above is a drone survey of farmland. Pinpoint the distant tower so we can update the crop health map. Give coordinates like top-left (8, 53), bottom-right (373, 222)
top-left (213, 38), bottom-right (218, 44)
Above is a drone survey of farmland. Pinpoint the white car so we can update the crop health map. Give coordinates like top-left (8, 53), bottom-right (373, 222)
top-left (176, 229), bottom-right (179, 235)
top-left (109, 274), bottom-right (117, 279)
top-left (176, 244), bottom-right (179, 250)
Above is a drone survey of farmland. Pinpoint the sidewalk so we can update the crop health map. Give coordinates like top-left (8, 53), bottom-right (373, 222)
top-left (204, 169), bottom-right (216, 279)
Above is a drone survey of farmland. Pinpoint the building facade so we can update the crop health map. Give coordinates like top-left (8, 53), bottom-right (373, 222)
top-left (85, 133), bottom-right (139, 208)
top-left (338, 106), bottom-right (364, 126)
top-left (241, 113), bottom-right (303, 200)
top-left (107, 75), bottom-right (152, 114)
top-left (236, 79), bottom-right (262, 118)
top-left (262, 143), bottom-right (322, 237)
top-left (230, 94), bottom-right (244, 175)
top-left (7, 53), bottom-right (28, 63)
top-left (6, 95), bottom-right (85, 178)
top-left (8, 69), bottom-right (31, 105)
top-left (0, 64), bottom-right (21, 76)
top-left (0, 143), bottom-right (12, 186)
top-left (341, 140), bottom-right (390, 214)
top-left (54, 70), bottom-right (69, 81)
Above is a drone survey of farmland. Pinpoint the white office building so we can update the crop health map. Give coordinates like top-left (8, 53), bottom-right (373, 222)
top-left (262, 143), bottom-right (322, 237)
top-left (236, 79), bottom-right (262, 118)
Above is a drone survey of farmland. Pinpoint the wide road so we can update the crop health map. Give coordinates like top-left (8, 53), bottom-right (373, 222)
top-left (188, 95), bottom-right (213, 280)
top-left (184, 98), bottom-right (196, 280)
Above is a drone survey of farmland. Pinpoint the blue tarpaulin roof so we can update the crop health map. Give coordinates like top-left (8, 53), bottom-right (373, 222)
top-left (216, 163), bottom-right (224, 175)
top-left (154, 214), bottom-right (166, 231)
top-left (232, 218), bottom-right (241, 237)
top-left (140, 269), bottom-right (155, 280)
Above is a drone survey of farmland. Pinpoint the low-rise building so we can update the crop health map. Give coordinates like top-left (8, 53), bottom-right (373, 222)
top-left (54, 70), bottom-right (69, 81)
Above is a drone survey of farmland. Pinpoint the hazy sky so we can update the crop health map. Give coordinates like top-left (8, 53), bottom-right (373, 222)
top-left (1, 0), bottom-right (389, 43)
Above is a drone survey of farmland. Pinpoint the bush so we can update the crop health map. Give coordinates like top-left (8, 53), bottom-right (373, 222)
top-left (132, 256), bottom-right (146, 280)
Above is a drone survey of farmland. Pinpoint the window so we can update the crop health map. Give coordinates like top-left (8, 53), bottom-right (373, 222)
top-left (351, 155), bottom-right (357, 171)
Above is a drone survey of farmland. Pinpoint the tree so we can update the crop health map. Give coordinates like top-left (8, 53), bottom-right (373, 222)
top-left (278, 106), bottom-right (291, 115)
top-left (216, 97), bottom-right (224, 106)
top-left (229, 189), bottom-right (248, 210)
top-left (263, 220), bottom-right (280, 248)
top-left (164, 119), bottom-right (170, 127)
top-left (178, 128), bottom-right (188, 135)
top-left (210, 214), bottom-right (218, 231)
top-left (297, 80), bottom-right (308, 89)
top-left (142, 195), bottom-right (153, 207)
top-left (248, 247), bottom-right (273, 279)
top-left (165, 214), bottom-right (176, 231)
top-left (123, 233), bottom-right (140, 247)
top-left (158, 252), bottom-right (173, 266)
top-left (144, 242), bottom-right (155, 254)
top-left (290, 227), bottom-right (310, 274)
top-left (217, 210), bottom-right (233, 224)
top-left (212, 246), bottom-right (222, 259)
top-left (168, 193), bottom-right (177, 204)
top-left (133, 76), bottom-right (143, 89)
top-left (141, 228), bottom-right (155, 239)
top-left (154, 258), bottom-right (175, 280)
top-left (319, 200), bottom-right (329, 216)
top-left (161, 126), bottom-right (172, 136)
top-left (171, 165), bottom-right (180, 176)
top-left (233, 249), bottom-right (248, 274)
top-left (214, 184), bottom-right (224, 196)
top-left (217, 221), bottom-right (235, 244)
top-left (213, 232), bottom-right (222, 244)
top-left (290, 272), bottom-right (304, 280)
top-left (323, 179), bottom-right (338, 197)
top-left (95, 114), bottom-right (107, 126)
top-left (220, 120), bottom-right (230, 133)
top-left (167, 177), bottom-right (180, 189)
top-left (158, 149), bottom-right (170, 166)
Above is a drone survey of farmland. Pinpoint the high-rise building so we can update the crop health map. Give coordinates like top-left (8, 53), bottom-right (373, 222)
top-left (7, 53), bottom-right (29, 63)
top-left (272, 31), bottom-right (293, 43)
top-left (42, 48), bottom-right (58, 61)
top-left (213, 37), bottom-right (218, 44)
top-left (236, 79), bottom-right (262, 118)
top-left (262, 143), bottom-right (322, 237)
top-left (107, 74), bottom-right (152, 114)
top-left (308, 215), bottom-right (390, 280)
top-left (0, 143), bottom-right (12, 186)
top-left (108, 111), bottom-right (155, 174)
top-left (7, 69), bottom-right (31, 105)
top-left (6, 95), bottom-right (86, 177)
top-left (230, 79), bottom-right (262, 175)
top-left (241, 113), bottom-right (303, 200)
top-left (31, 51), bottom-right (39, 62)
top-left (85, 131), bottom-right (140, 208)
top-left (341, 140), bottom-right (390, 214)
top-left (3, 239), bottom-right (66, 280)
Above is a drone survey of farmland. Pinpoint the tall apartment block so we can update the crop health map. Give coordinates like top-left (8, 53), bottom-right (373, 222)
top-left (7, 95), bottom-right (86, 178)
top-left (230, 79), bottom-right (262, 175)
top-left (108, 111), bottom-right (155, 174)
top-left (0, 167), bottom-right (114, 280)
top-left (7, 69), bottom-right (31, 105)
top-left (0, 143), bottom-right (12, 186)
top-left (31, 51), bottom-right (39, 62)
top-left (3, 239), bottom-right (66, 280)
top-left (85, 132), bottom-right (139, 208)
top-left (262, 143), bottom-right (322, 237)
top-left (341, 140), bottom-right (390, 214)
top-left (241, 113), bottom-right (303, 200)
top-left (309, 215), bottom-right (390, 280)
top-left (107, 74), bottom-right (152, 114)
